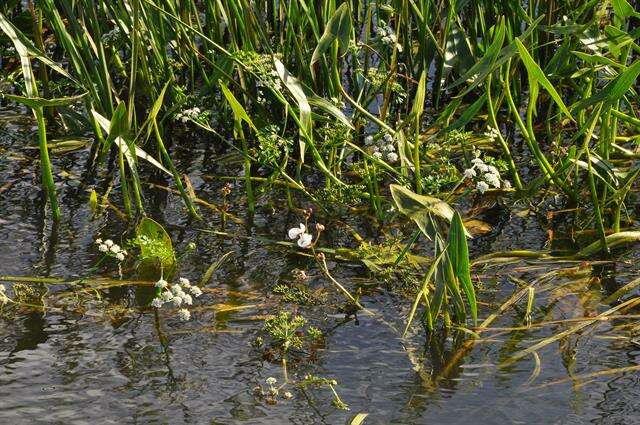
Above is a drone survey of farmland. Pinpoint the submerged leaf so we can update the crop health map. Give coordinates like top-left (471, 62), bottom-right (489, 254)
top-left (136, 218), bottom-right (176, 279)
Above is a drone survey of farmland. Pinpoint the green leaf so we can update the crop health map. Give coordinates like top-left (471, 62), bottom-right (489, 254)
top-left (611, 0), bottom-right (640, 19)
top-left (136, 217), bottom-right (176, 279)
top-left (390, 184), bottom-right (461, 238)
top-left (310, 3), bottom-right (351, 70)
top-left (403, 248), bottom-right (447, 336)
top-left (573, 60), bottom-right (640, 112)
top-left (450, 19), bottom-right (505, 91)
top-left (448, 211), bottom-right (477, 323)
top-left (219, 79), bottom-right (256, 131)
top-left (308, 95), bottom-right (353, 129)
top-left (515, 38), bottom-right (574, 120)
top-left (0, 11), bottom-right (76, 83)
top-left (274, 58), bottom-right (312, 162)
top-left (576, 231), bottom-right (640, 258)
top-left (1, 92), bottom-right (88, 108)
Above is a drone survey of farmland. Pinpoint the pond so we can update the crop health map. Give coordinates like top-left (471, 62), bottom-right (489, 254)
top-left (2, 106), bottom-right (640, 424)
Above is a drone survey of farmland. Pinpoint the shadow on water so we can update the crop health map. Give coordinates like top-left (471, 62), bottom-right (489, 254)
top-left (2, 106), bottom-right (640, 424)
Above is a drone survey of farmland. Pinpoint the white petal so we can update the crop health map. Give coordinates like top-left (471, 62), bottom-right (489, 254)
top-left (288, 223), bottom-right (306, 240)
top-left (297, 233), bottom-right (313, 248)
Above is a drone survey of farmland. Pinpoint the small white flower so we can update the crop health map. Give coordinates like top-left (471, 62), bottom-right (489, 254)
top-left (266, 377), bottom-right (277, 385)
top-left (172, 296), bottom-right (183, 307)
top-left (110, 244), bottom-right (120, 254)
top-left (98, 244), bottom-right (109, 253)
top-left (181, 293), bottom-right (193, 305)
top-left (463, 168), bottom-right (476, 179)
top-left (386, 152), bottom-right (399, 163)
top-left (485, 173), bottom-right (501, 188)
top-left (161, 291), bottom-right (173, 302)
top-left (471, 158), bottom-right (484, 165)
top-left (476, 163), bottom-right (489, 173)
top-left (476, 181), bottom-right (489, 193)
top-left (364, 135), bottom-right (374, 145)
top-left (372, 151), bottom-right (383, 159)
top-left (178, 308), bottom-right (191, 321)
top-left (486, 165), bottom-right (499, 175)
top-left (104, 239), bottom-right (114, 247)
top-left (381, 36), bottom-right (391, 44)
top-left (155, 279), bottom-right (168, 289)
top-left (179, 278), bottom-right (191, 288)
top-left (95, 238), bottom-right (103, 245)
top-left (503, 180), bottom-right (512, 189)
top-left (190, 286), bottom-right (203, 297)
top-left (297, 233), bottom-right (313, 248)
top-left (151, 298), bottom-right (164, 308)
top-left (283, 391), bottom-right (293, 399)
top-left (171, 284), bottom-right (183, 295)
top-left (383, 133), bottom-right (393, 143)
top-left (288, 224), bottom-right (306, 240)
top-left (116, 253), bottom-right (125, 262)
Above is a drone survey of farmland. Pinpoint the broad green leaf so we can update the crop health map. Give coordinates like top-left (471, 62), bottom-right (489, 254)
top-left (2, 92), bottom-right (87, 108)
top-left (612, 0), bottom-right (640, 18)
top-left (450, 19), bottom-right (505, 90)
top-left (403, 248), bottom-right (446, 336)
top-left (411, 70), bottom-right (427, 119)
top-left (310, 3), bottom-right (352, 70)
top-left (576, 231), bottom-right (640, 258)
top-left (92, 108), bottom-right (170, 175)
top-left (219, 80), bottom-right (256, 131)
top-left (390, 184), bottom-right (460, 238)
top-left (573, 60), bottom-right (640, 111)
top-left (448, 211), bottom-right (476, 323)
top-left (515, 38), bottom-right (574, 120)
top-left (0, 12), bottom-right (76, 82)
top-left (136, 217), bottom-right (176, 279)
top-left (274, 58), bottom-right (312, 162)
top-left (308, 95), bottom-right (353, 129)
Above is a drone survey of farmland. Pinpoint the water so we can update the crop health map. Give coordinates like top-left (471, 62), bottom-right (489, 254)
top-left (2, 106), bottom-right (640, 424)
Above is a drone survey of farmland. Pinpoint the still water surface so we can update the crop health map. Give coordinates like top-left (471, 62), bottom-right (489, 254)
top-left (1, 107), bottom-right (639, 424)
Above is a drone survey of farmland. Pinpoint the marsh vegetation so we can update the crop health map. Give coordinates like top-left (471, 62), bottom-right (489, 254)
top-left (1, 0), bottom-right (640, 423)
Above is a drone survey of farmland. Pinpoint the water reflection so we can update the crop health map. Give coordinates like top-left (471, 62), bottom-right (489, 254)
top-left (1, 109), bottom-right (640, 423)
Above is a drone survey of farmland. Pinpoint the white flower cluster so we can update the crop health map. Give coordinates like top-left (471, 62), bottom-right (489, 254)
top-left (365, 133), bottom-right (398, 163)
top-left (484, 126), bottom-right (500, 143)
top-left (151, 277), bottom-right (203, 321)
top-left (463, 156), bottom-right (510, 194)
top-left (96, 238), bottom-right (127, 262)
top-left (288, 224), bottom-right (313, 248)
top-left (256, 69), bottom-right (282, 104)
top-left (375, 24), bottom-right (403, 52)
top-left (175, 107), bottom-right (201, 123)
